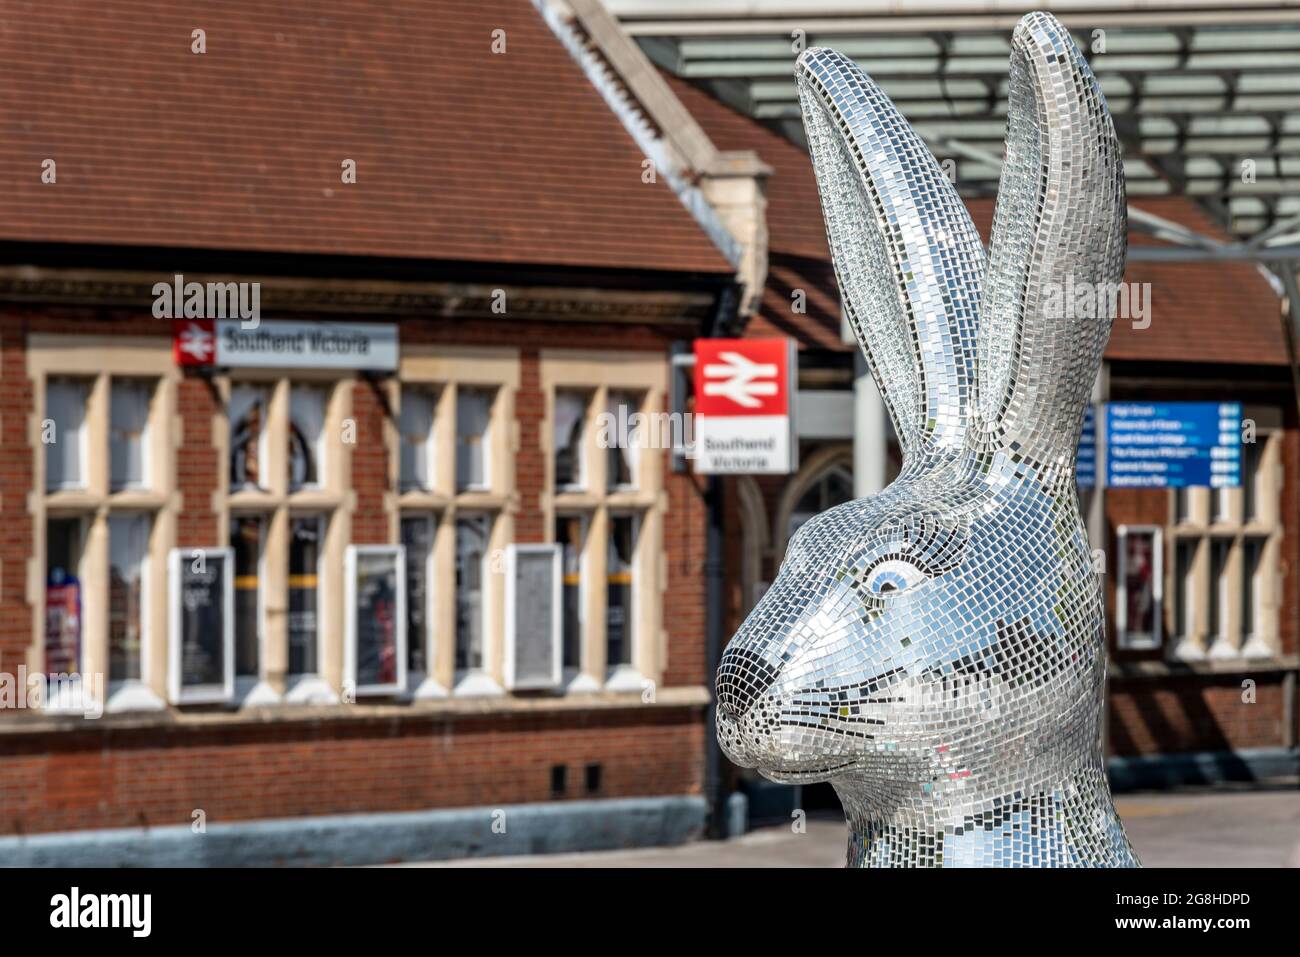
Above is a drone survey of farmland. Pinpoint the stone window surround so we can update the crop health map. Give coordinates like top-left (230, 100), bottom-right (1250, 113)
top-left (216, 368), bottom-right (354, 706)
top-left (1161, 409), bottom-right (1284, 662)
top-left (385, 345), bottom-right (519, 700)
top-left (539, 350), bottom-right (667, 696)
top-left (22, 337), bottom-right (685, 714)
top-left (26, 335), bottom-right (178, 714)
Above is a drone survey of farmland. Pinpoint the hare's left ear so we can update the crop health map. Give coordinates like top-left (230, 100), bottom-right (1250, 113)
top-left (976, 12), bottom-right (1126, 470)
top-left (797, 48), bottom-right (985, 458)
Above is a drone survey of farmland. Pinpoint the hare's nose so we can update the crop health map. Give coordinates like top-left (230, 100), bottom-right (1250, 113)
top-left (716, 646), bottom-right (780, 718)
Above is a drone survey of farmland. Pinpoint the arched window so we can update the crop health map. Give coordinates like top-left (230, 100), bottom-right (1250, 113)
top-left (787, 464), bottom-right (854, 540)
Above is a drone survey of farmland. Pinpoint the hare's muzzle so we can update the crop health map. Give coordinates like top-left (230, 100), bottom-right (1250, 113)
top-left (714, 645), bottom-right (780, 769)
top-left (716, 645), bottom-right (780, 720)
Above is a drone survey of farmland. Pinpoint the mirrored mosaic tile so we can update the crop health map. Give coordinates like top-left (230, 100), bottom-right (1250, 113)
top-left (716, 11), bottom-right (1136, 868)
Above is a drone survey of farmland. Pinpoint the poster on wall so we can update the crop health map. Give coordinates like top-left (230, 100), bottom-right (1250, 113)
top-left (168, 548), bottom-right (235, 704)
top-left (504, 544), bottom-right (562, 691)
top-left (1117, 526), bottom-right (1162, 651)
top-left (345, 546), bottom-right (407, 696)
top-left (44, 571), bottom-right (81, 675)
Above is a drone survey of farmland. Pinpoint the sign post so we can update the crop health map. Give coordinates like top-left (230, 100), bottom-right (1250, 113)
top-left (692, 338), bottom-right (797, 475)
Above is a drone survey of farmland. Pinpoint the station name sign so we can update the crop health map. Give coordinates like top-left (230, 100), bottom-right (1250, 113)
top-left (693, 338), bottom-right (797, 475)
top-left (174, 320), bottom-right (398, 371)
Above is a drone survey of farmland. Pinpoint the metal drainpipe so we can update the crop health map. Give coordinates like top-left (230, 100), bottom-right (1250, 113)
top-left (704, 473), bottom-right (726, 838)
top-left (702, 285), bottom-right (737, 839)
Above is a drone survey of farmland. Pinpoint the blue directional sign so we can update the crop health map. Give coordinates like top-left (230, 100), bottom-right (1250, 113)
top-left (1104, 402), bottom-right (1241, 489)
top-left (1076, 405), bottom-right (1096, 488)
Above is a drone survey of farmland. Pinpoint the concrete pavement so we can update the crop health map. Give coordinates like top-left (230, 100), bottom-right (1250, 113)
top-left (404, 786), bottom-right (1300, 867)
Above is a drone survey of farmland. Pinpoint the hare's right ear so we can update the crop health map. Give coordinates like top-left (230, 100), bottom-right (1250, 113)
top-left (797, 49), bottom-right (986, 457)
top-left (976, 12), bottom-right (1126, 470)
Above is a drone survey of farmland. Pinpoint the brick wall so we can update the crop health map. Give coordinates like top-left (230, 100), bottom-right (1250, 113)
top-left (663, 461), bottom-right (708, 687)
top-left (1108, 674), bottom-right (1291, 757)
top-left (1102, 375), bottom-right (1299, 755)
top-left (1278, 409), bottom-right (1299, 658)
top-left (350, 376), bottom-right (390, 545)
top-left (515, 348), bottom-right (544, 544)
top-left (176, 373), bottom-right (220, 546)
top-left (0, 306), bottom-right (710, 835)
top-left (0, 708), bottom-right (705, 835)
top-left (1105, 376), bottom-right (1300, 660)
top-left (0, 311), bottom-right (34, 672)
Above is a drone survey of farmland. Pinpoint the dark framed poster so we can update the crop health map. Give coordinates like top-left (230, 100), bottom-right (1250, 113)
top-left (45, 571), bottom-right (82, 676)
top-left (168, 547), bottom-right (235, 703)
top-left (1116, 525), bottom-right (1162, 651)
top-left (504, 544), bottom-right (562, 690)
top-left (345, 545), bottom-right (407, 696)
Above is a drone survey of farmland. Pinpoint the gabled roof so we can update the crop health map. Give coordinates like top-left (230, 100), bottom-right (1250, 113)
top-left (666, 70), bottom-right (1289, 366)
top-left (0, 0), bottom-right (731, 277)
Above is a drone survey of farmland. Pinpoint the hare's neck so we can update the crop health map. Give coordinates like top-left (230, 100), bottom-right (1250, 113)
top-left (840, 763), bottom-right (1138, 868)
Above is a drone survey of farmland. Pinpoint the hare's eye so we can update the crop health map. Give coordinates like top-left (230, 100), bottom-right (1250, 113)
top-left (866, 559), bottom-right (926, 595)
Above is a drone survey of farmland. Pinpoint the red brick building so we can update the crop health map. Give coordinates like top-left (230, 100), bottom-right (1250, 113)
top-left (0, 0), bottom-right (739, 863)
top-left (1, 1), bottom-right (1295, 866)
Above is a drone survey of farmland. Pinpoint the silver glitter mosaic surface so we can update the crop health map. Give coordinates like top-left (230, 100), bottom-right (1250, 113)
top-left (716, 12), bottom-right (1137, 867)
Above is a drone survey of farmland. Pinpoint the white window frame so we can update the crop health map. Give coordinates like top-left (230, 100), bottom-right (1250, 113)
top-left (455, 386), bottom-right (494, 493)
top-left (1162, 424), bottom-right (1283, 661)
top-left (109, 377), bottom-right (154, 492)
top-left (453, 512), bottom-right (492, 682)
top-left (288, 383), bottom-right (328, 492)
top-left (556, 512), bottom-right (588, 678)
top-left (107, 512), bottom-right (152, 688)
top-left (503, 544), bottom-right (563, 691)
top-left (167, 547), bottom-right (236, 705)
top-left (554, 390), bottom-right (589, 493)
top-left (605, 511), bottom-right (641, 676)
top-left (399, 386), bottom-right (437, 492)
top-left (1116, 524), bottom-right (1162, 651)
top-left (31, 340), bottom-right (175, 715)
top-left (287, 512), bottom-right (326, 681)
top-left (45, 377), bottom-right (90, 492)
top-left (399, 513), bottom-right (437, 687)
top-left (344, 544), bottom-right (408, 697)
top-left (229, 383), bottom-right (271, 491)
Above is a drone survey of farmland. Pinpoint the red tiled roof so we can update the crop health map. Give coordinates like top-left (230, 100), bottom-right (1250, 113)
top-left (667, 72), bottom-right (1288, 366)
top-left (1111, 200), bottom-right (1284, 367)
top-left (0, 0), bottom-right (731, 275)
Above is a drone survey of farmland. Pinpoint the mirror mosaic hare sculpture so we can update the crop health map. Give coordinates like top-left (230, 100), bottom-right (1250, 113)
top-left (715, 11), bottom-right (1139, 867)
